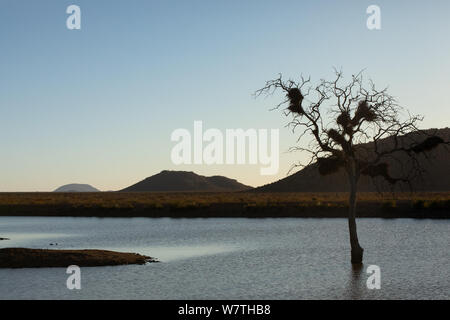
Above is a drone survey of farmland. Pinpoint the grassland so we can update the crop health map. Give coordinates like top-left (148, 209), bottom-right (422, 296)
top-left (0, 192), bottom-right (448, 218)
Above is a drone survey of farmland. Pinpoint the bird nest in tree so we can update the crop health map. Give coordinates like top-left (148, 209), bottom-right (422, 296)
top-left (328, 129), bottom-right (347, 146)
top-left (317, 156), bottom-right (345, 176)
top-left (287, 88), bottom-right (304, 114)
top-left (352, 101), bottom-right (377, 124)
top-left (411, 136), bottom-right (444, 153)
top-left (337, 111), bottom-right (350, 126)
top-left (361, 162), bottom-right (397, 185)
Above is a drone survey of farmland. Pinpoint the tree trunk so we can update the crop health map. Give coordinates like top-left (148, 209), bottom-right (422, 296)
top-left (348, 166), bottom-right (364, 264)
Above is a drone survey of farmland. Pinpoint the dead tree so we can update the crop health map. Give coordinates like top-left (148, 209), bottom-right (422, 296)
top-left (256, 69), bottom-right (446, 264)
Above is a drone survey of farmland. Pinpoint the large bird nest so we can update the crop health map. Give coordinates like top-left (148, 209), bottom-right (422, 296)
top-left (336, 111), bottom-right (353, 135)
top-left (361, 162), bottom-right (397, 185)
top-left (317, 156), bottom-right (345, 176)
top-left (287, 88), bottom-right (304, 114)
top-left (328, 129), bottom-right (347, 147)
top-left (352, 101), bottom-right (377, 125)
top-left (411, 136), bottom-right (444, 153)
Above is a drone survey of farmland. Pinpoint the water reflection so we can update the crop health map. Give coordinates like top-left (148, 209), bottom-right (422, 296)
top-left (110, 245), bottom-right (236, 262)
top-left (0, 233), bottom-right (73, 248)
top-left (346, 263), bottom-right (364, 299)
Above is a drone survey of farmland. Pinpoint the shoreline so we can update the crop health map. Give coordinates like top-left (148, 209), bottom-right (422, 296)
top-left (0, 203), bottom-right (448, 219)
top-left (0, 192), bottom-right (448, 219)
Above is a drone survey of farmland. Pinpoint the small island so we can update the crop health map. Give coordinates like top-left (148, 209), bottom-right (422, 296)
top-left (0, 248), bottom-right (157, 268)
top-left (0, 237), bottom-right (9, 240)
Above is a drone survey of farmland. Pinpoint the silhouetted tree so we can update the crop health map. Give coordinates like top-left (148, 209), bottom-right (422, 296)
top-left (256, 69), bottom-right (447, 264)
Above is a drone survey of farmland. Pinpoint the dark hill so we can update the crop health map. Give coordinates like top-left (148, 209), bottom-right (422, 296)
top-left (120, 170), bottom-right (252, 192)
top-left (255, 128), bottom-right (450, 192)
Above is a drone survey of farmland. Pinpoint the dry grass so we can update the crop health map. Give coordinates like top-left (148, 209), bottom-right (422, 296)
top-left (0, 191), bottom-right (449, 209)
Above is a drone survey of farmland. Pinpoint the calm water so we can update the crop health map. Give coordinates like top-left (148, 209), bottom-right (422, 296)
top-left (0, 217), bottom-right (448, 300)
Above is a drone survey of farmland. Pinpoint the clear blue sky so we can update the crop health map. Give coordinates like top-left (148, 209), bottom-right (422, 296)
top-left (1, 0), bottom-right (449, 191)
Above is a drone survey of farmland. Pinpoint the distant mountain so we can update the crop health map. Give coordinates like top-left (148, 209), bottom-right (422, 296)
top-left (54, 184), bottom-right (100, 192)
top-left (254, 128), bottom-right (450, 192)
top-left (120, 170), bottom-right (252, 192)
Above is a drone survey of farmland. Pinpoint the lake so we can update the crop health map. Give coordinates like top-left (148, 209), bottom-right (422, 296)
top-left (0, 217), bottom-right (448, 299)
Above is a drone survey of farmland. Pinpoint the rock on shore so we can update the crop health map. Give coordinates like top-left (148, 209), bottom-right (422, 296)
top-left (0, 248), bottom-right (157, 268)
